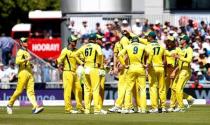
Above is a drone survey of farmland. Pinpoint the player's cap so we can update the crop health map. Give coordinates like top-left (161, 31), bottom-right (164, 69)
top-left (81, 34), bottom-right (89, 39)
top-left (89, 33), bottom-right (97, 40)
top-left (20, 37), bottom-right (28, 43)
top-left (148, 31), bottom-right (156, 38)
top-left (67, 35), bottom-right (78, 43)
top-left (180, 35), bottom-right (190, 42)
top-left (122, 20), bottom-right (128, 24)
top-left (131, 36), bottom-right (139, 43)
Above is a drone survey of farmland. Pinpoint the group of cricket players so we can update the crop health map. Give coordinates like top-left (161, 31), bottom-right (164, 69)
top-left (6, 29), bottom-right (195, 115)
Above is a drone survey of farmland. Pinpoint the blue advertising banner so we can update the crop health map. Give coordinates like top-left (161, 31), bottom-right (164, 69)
top-left (0, 88), bottom-right (210, 101)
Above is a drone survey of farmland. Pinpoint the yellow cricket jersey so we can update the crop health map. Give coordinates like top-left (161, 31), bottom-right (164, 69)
top-left (15, 48), bottom-right (33, 73)
top-left (139, 38), bottom-right (150, 45)
top-left (114, 42), bottom-right (123, 57)
top-left (75, 42), bottom-right (103, 68)
top-left (114, 36), bottom-right (131, 65)
top-left (57, 47), bottom-right (78, 72)
top-left (166, 49), bottom-right (177, 67)
top-left (118, 42), bottom-right (146, 66)
top-left (176, 46), bottom-right (193, 70)
top-left (146, 41), bottom-right (171, 67)
top-left (114, 37), bottom-right (129, 56)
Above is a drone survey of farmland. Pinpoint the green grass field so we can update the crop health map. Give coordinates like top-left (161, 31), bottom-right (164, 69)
top-left (0, 106), bottom-right (210, 125)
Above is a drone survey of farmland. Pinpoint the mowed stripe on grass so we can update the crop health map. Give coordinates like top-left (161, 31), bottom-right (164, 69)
top-left (0, 106), bottom-right (210, 125)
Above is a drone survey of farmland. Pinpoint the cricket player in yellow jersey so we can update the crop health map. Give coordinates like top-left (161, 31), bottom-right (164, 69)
top-left (108, 30), bottom-right (131, 112)
top-left (57, 35), bottom-right (84, 113)
top-left (118, 37), bottom-right (149, 114)
top-left (164, 36), bottom-right (195, 112)
top-left (96, 34), bottom-right (106, 109)
top-left (75, 33), bottom-right (107, 114)
top-left (146, 32), bottom-right (171, 113)
top-left (164, 36), bottom-right (178, 110)
top-left (171, 35), bottom-right (194, 112)
top-left (7, 37), bottom-right (44, 114)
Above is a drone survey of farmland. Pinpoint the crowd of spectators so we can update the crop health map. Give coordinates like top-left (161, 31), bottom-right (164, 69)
top-left (67, 17), bottom-right (210, 86)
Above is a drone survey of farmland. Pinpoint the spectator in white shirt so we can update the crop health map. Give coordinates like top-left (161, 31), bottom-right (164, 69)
top-left (102, 42), bottom-right (113, 65)
top-left (132, 19), bottom-right (142, 36)
top-left (79, 21), bottom-right (90, 35)
top-left (0, 62), bottom-right (10, 89)
top-left (68, 20), bottom-right (79, 36)
top-left (121, 20), bottom-right (131, 32)
top-left (0, 62), bottom-right (5, 82)
top-left (5, 61), bottom-right (18, 82)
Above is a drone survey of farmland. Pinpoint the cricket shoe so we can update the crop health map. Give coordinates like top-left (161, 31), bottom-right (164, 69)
top-left (137, 108), bottom-right (142, 113)
top-left (187, 98), bottom-right (195, 108)
top-left (77, 108), bottom-right (85, 114)
top-left (161, 108), bottom-right (167, 113)
top-left (65, 110), bottom-right (79, 114)
top-left (137, 108), bottom-right (147, 114)
top-left (6, 105), bottom-right (13, 115)
top-left (32, 107), bottom-right (44, 114)
top-left (94, 109), bottom-right (108, 115)
top-left (173, 108), bottom-right (185, 112)
top-left (121, 109), bottom-right (135, 114)
top-left (149, 108), bottom-right (159, 113)
top-left (167, 107), bottom-right (175, 112)
top-left (108, 106), bottom-right (121, 113)
top-left (84, 109), bottom-right (91, 114)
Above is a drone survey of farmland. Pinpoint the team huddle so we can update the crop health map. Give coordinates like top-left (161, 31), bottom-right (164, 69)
top-left (6, 30), bottom-right (195, 115)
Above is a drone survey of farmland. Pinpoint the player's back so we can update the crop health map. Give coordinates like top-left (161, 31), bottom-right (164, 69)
top-left (119, 36), bottom-right (130, 49)
top-left (79, 43), bottom-right (102, 68)
top-left (126, 42), bottom-right (146, 65)
top-left (147, 42), bottom-right (165, 67)
top-left (166, 49), bottom-right (177, 67)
